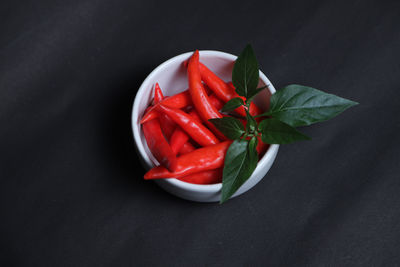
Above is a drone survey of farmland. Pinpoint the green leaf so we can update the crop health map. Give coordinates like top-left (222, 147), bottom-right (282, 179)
top-left (221, 97), bottom-right (244, 112)
top-left (220, 139), bottom-right (258, 203)
top-left (209, 117), bottom-right (245, 140)
top-left (245, 109), bottom-right (257, 134)
top-left (259, 118), bottom-right (311, 144)
top-left (232, 44), bottom-right (259, 98)
top-left (264, 84), bottom-right (358, 127)
top-left (248, 136), bottom-right (259, 164)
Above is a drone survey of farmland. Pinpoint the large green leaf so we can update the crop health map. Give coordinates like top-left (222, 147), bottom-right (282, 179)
top-left (209, 117), bottom-right (245, 140)
top-left (259, 118), bottom-right (311, 144)
top-left (221, 139), bottom-right (258, 203)
top-left (263, 84), bottom-right (358, 127)
top-left (232, 44), bottom-right (259, 98)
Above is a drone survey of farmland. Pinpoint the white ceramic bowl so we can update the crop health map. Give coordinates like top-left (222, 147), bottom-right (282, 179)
top-left (131, 50), bottom-right (279, 202)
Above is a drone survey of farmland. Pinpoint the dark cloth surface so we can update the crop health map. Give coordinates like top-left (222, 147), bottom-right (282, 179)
top-left (1, 0), bottom-right (399, 266)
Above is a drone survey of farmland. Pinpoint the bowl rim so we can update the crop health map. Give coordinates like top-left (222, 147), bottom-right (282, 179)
top-left (132, 50), bottom-right (278, 193)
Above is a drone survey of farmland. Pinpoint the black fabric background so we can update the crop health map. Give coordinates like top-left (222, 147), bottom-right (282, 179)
top-left (1, 0), bottom-right (399, 266)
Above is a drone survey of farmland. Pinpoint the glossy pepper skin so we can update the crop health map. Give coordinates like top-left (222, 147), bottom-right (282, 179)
top-left (152, 83), bottom-right (176, 140)
top-left (141, 75), bottom-right (225, 124)
top-left (208, 93), bottom-right (224, 110)
top-left (185, 59), bottom-right (262, 117)
top-left (141, 90), bottom-right (193, 124)
top-left (142, 118), bottom-right (177, 172)
top-left (153, 83), bottom-right (164, 104)
top-left (155, 104), bottom-right (219, 147)
top-left (144, 141), bottom-right (232, 179)
top-left (141, 84), bottom-right (177, 171)
top-left (187, 51), bottom-right (226, 140)
top-left (188, 51), bottom-right (222, 120)
top-left (198, 62), bottom-right (236, 101)
top-left (153, 84), bottom-right (201, 153)
top-left (170, 126), bottom-right (190, 154)
top-left (170, 110), bottom-right (202, 154)
top-left (198, 61), bottom-right (262, 117)
top-left (178, 168), bottom-right (223, 184)
top-left (158, 113), bottom-right (176, 140)
top-left (178, 142), bottom-right (196, 155)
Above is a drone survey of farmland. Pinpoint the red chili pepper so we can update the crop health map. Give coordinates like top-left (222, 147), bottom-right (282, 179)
top-left (170, 110), bottom-right (202, 154)
top-left (187, 51), bottom-right (226, 140)
top-left (198, 62), bottom-right (236, 101)
top-left (155, 104), bottom-right (219, 147)
top-left (144, 141), bottom-right (231, 179)
top-left (142, 118), bottom-right (177, 172)
top-left (158, 112), bottom-right (176, 140)
top-left (188, 51), bottom-right (222, 121)
top-left (141, 90), bottom-right (193, 124)
top-left (187, 109), bottom-right (201, 121)
top-left (142, 88), bottom-right (165, 123)
top-left (209, 93), bottom-right (224, 110)
top-left (178, 142), bottom-right (196, 155)
top-left (170, 128), bottom-right (190, 154)
top-left (153, 83), bottom-right (164, 104)
top-left (184, 60), bottom-right (263, 117)
top-left (149, 83), bottom-right (176, 140)
top-left (178, 168), bottom-right (223, 184)
top-left (226, 82), bottom-right (262, 116)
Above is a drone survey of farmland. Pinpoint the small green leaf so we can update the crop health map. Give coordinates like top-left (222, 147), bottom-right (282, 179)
top-left (245, 109), bottom-right (257, 134)
top-left (264, 84), bottom-right (358, 127)
top-left (259, 118), bottom-right (311, 144)
top-left (209, 117), bottom-right (245, 140)
top-left (232, 44), bottom-right (259, 98)
top-left (221, 97), bottom-right (244, 112)
top-left (220, 139), bottom-right (258, 203)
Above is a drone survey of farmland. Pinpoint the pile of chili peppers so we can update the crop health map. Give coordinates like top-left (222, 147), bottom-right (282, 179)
top-left (141, 50), bottom-right (269, 184)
